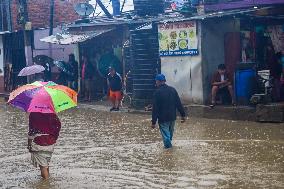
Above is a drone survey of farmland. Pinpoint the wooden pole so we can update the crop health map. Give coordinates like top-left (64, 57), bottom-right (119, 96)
top-left (5, 0), bottom-right (12, 31)
top-left (0, 0), bottom-right (3, 31)
top-left (49, 0), bottom-right (54, 36)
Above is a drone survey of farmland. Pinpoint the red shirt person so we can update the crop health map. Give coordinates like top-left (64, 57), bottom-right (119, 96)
top-left (28, 112), bottom-right (61, 179)
top-left (210, 64), bottom-right (235, 107)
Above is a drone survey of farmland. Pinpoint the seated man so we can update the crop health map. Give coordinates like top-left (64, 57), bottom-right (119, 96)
top-left (210, 64), bottom-right (235, 107)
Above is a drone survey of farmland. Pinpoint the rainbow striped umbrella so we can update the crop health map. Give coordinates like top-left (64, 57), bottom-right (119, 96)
top-left (8, 81), bottom-right (77, 113)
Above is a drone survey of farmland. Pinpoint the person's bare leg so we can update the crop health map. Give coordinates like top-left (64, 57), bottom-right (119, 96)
top-left (211, 86), bottom-right (218, 104)
top-left (88, 91), bottom-right (91, 102)
top-left (88, 83), bottom-right (92, 101)
top-left (110, 96), bottom-right (116, 108)
top-left (228, 85), bottom-right (235, 104)
top-left (115, 98), bottom-right (119, 109)
top-left (84, 88), bottom-right (88, 101)
top-left (40, 166), bottom-right (49, 179)
top-left (118, 99), bottom-right (122, 108)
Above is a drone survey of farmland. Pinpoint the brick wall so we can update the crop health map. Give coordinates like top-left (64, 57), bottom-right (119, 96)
top-left (11, 0), bottom-right (85, 30)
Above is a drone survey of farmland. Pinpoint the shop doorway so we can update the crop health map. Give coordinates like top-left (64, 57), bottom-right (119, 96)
top-left (78, 31), bottom-right (124, 101)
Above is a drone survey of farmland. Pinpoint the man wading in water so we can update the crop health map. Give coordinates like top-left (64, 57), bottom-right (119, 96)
top-left (151, 74), bottom-right (186, 149)
top-left (28, 112), bottom-right (61, 179)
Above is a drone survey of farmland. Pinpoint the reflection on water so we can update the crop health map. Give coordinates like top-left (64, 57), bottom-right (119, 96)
top-left (0, 103), bottom-right (284, 188)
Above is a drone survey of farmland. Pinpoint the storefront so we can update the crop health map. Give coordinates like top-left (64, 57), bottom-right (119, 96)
top-left (72, 21), bottom-right (172, 107)
top-left (232, 7), bottom-right (284, 104)
top-left (202, 6), bottom-right (284, 105)
top-left (77, 27), bottom-right (126, 98)
top-left (39, 25), bottom-right (123, 99)
top-left (158, 6), bottom-right (284, 105)
top-left (158, 20), bottom-right (203, 104)
top-left (66, 19), bottom-right (161, 105)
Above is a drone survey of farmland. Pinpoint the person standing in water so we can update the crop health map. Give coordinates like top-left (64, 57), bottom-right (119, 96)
top-left (151, 74), bottom-right (186, 149)
top-left (81, 55), bottom-right (95, 101)
top-left (67, 53), bottom-right (79, 91)
top-left (107, 66), bottom-right (123, 111)
top-left (27, 112), bottom-right (61, 179)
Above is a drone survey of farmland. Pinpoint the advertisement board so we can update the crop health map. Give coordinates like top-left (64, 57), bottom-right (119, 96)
top-left (158, 21), bottom-right (198, 56)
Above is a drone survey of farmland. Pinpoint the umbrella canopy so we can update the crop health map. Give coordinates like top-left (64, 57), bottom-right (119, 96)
top-left (33, 55), bottom-right (54, 66)
top-left (98, 53), bottom-right (121, 77)
top-left (18, 65), bottom-right (45, 76)
top-left (54, 60), bottom-right (72, 75)
top-left (8, 81), bottom-right (77, 113)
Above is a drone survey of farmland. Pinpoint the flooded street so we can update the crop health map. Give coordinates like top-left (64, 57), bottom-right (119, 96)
top-left (0, 103), bottom-right (284, 189)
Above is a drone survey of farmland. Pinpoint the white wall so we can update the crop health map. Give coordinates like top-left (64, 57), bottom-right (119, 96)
top-left (161, 22), bottom-right (203, 104)
top-left (33, 28), bottom-right (76, 62)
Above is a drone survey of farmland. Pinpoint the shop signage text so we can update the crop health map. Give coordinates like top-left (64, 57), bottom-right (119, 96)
top-left (158, 21), bottom-right (198, 57)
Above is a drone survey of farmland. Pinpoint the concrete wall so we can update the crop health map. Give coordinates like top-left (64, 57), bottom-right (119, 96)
top-left (201, 18), bottom-right (240, 104)
top-left (161, 22), bottom-right (203, 104)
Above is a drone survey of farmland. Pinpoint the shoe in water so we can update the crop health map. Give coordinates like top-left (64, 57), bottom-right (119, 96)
top-left (110, 107), bottom-right (116, 111)
top-left (209, 103), bottom-right (215, 108)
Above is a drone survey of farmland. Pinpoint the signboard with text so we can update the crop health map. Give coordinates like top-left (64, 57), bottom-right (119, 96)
top-left (158, 21), bottom-right (198, 57)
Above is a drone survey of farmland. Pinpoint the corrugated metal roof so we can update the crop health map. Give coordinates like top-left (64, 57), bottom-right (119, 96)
top-left (0, 31), bottom-right (12, 35)
top-left (65, 6), bottom-right (275, 29)
top-left (67, 11), bottom-right (185, 28)
top-left (40, 28), bottom-right (114, 45)
top-left (159, 6), bottom-right (273, 23)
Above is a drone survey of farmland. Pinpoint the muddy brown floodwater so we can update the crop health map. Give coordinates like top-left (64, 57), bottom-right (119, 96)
top-left (0, 103), bottom-right (284, 189)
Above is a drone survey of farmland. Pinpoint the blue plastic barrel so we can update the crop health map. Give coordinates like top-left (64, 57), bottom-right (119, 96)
top-left (235, 69), bottom-right (256, 105)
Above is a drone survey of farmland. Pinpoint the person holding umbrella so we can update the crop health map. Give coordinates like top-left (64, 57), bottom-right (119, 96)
top-left (18, 64), bottom-right (45, 83)
top-left (32, 55), bottom-right (54, 81)
top-left (27, 112), bottom-right (61, 179)
top-left (56, 61), bottom-right (68, 86)
top-left (8, 81), bottom-right (77, 179)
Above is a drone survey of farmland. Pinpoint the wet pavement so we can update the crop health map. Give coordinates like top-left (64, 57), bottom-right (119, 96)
top-left (0, 103), bottom-right (284, 189)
